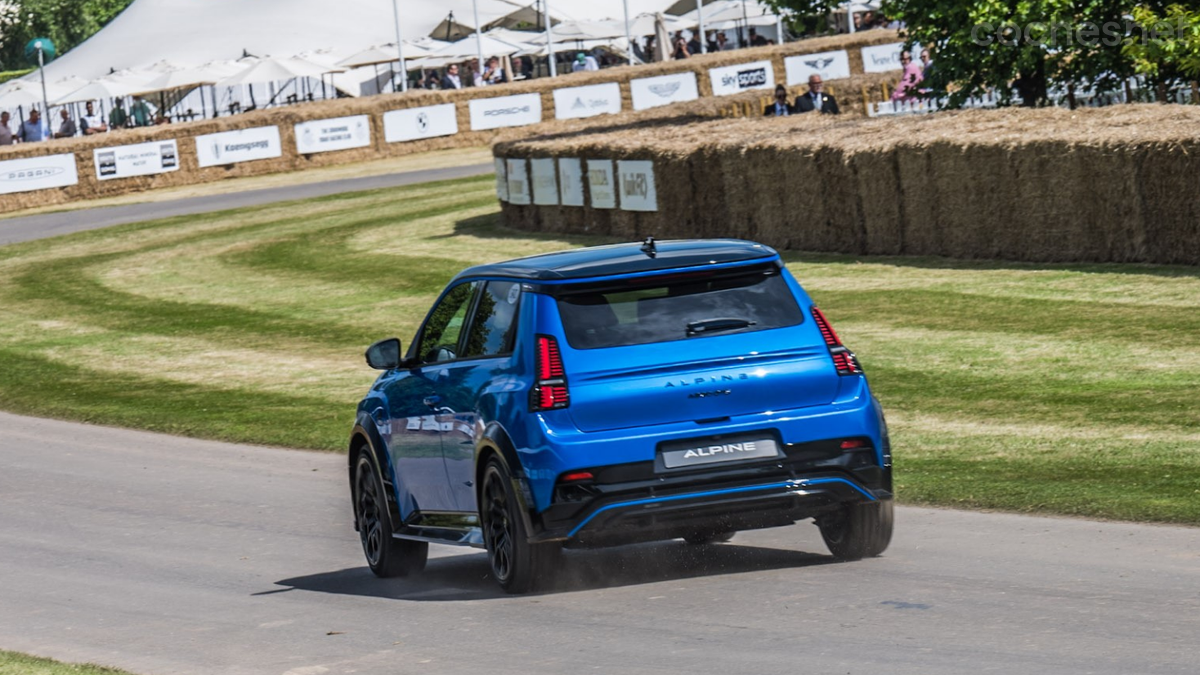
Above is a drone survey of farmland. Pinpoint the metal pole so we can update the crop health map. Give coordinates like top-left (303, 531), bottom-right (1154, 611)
top-left (37, 46), bottom-right (50, 122)
top-left (544, 0), bottom-right (557, 76)
top-left (391, 0), bottom-right (408, 92)
top-left (846, 1), bottom-right (856, 33)
top-left (472, 0), bottom-right (484, 83)
top-left (696, 0), bottom-right (707, 54)
top-left (622, 0), bottom-right (633, 65)
top-left (776, 12), bottom-right (784, 43)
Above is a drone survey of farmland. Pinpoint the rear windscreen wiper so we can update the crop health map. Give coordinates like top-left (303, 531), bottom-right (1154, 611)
top-left (686, 318), bottom-right (757, 336)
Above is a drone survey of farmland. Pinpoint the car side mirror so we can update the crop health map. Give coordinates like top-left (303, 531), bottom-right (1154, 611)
top-left (365, 338), bottom-right (403, 370)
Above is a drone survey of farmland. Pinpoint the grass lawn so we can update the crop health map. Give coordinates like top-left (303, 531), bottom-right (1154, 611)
top-left (0, 173), bottom-right (1196, 523)
top-left (0, 650), bottom-right (135, 675)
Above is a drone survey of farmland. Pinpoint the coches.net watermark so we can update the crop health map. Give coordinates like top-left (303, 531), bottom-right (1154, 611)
top-left (971, 19), bottom-right (1194, 48)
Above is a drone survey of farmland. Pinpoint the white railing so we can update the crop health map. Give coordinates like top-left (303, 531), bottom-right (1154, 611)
top-left (868, 78), bottom-right (1196, 117)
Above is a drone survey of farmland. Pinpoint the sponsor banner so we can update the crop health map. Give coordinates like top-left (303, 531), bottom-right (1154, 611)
top-left (709, 60), bottom-right (775, 96)
top-left (553, 82), bottom-right (622, 120)
top-left (0, 153), bottom-right (78, 195)
top-left (530, 158), bottom-right (559, 206)
top-left (469, 93), bottom-right (542, 131)
top-left (383, 103), bottom-right (458, 143)
top-left (785, 50), bottom-right (852, 85)
top-left (617, 160), bottom-right (657, 212)
top-left (295, 115), bottom-right (371, 154)
top-left (506, 158), bottom-right (530, 205)
top-left (557, 158), bottom-right (584, 207)
top-left (494, 156), bottom-right (509, 202)
top-left (195, 126), bottom-right (282, 168)
top-left (861, 42), bottom-right (921, 73)
top-left (94, 140), bottom-right (180, 181)
top-left (586, 159), bottom-right (616, 209)
top-left (630, 72), bottom-right (700, 111)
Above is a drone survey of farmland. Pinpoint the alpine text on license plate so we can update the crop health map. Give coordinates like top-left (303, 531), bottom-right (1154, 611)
top-left (660, 436), bottom-right (780, 469)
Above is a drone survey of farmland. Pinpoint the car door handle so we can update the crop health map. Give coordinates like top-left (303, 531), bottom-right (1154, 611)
top-left (423, 395), bottom-right (441, 409)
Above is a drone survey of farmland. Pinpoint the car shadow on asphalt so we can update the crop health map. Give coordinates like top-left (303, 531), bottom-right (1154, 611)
top-left (264, 541), bottom-right (838, 601)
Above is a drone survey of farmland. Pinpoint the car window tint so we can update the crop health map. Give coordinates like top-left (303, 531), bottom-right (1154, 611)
top-left (463, 281), bottom-right (520, 358)
top-left (418, 282), bottom-right (479, 363)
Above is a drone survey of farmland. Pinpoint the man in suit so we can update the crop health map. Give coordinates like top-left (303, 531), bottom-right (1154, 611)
top-left (440, 64), bottom-right (463, 90)
top-left (795, 75), bottom-right (840, 114)
top-left (763, 85), bottom-right (795, 116)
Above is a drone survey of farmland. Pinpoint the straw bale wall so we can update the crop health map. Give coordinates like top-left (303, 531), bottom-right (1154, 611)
top-left (0, 30), bottom-right (901, 214)
top-left (495, 104), bottom-right (1200, 266)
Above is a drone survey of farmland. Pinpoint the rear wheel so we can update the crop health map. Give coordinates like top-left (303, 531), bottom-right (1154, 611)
top-left (818, 499), bottom-right (893, 560)
top-left (480, 458), bottom-right (559, 594)
top-left (355, 452), bottom-right (427, 577)
top-left (683, 531), bottom-right (735, 545)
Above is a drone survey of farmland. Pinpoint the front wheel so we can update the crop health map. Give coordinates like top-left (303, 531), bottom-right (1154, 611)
top-left (480, 458), bottom-right (559, 593)
top-left (818, 499), bottom-right (894, 560)
top-left (355, 452), bottom-right (427, 577)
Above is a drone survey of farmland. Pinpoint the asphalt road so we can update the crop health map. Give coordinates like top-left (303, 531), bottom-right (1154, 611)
top-left (1, 411), bottom-right (1198, 675)
top-left (0, 162), bottom-right (494, 246)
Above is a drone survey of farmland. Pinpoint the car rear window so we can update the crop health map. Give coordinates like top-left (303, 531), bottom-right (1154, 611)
top-left (556, 267), bottom-right (804, 349)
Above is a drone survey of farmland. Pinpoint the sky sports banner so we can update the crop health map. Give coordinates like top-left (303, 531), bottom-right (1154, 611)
top-left (586, 159), bottom-right (616, 209)
top-left (469, 93), bottom-right (542, 131)
top-left (557, 158), bottom-right (584, 207)
top-left (530, 158), bottom-right (559, 205)
top-left (94, 139), bottom-right (179, 181)
top-left (494, 156), bottom-right (508, 202)
top-left (506, 158), bottom-right (530, 205)
top-left (0, 153), bottom-right (78, 195)
top-left (383, 103), bottom-right (458, 143)
top-left (617, 160), bottom-right (657, 212)
top-left (630, 72), bottom-right (699, 111)
top-left (295, 115), bottom-right (371, 154)
top-left (553, 82), bottom-right (622, 120)
top-left (861, 42), bottom-right (920, 73)
top-left (195, 126), bottom-right (282, 168)
top-left (709, 60), bottom-right (775, 97)
top-left (785, 50), bottom-right (852, 85)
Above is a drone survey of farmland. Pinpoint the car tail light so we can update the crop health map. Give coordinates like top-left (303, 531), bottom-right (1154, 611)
top-left (811, 307), bottom-right (863, 376)
top-left (560, 471), bottom-right (594, 482)
top-left (531, 334), bottom-right (570, 411)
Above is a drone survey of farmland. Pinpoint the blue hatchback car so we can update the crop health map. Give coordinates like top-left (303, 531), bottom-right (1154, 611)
top-left (349, 238), bottom-right (893, 592)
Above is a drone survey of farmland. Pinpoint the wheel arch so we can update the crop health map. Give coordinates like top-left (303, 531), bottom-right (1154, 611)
top-left (349, 419), bottom-right (402, 532)
top-left (475, 421), bottom-right (539, 537)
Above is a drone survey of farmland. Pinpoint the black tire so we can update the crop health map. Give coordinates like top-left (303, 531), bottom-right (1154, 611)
top-left (818, 499), bottom-right (894, 560)
top-left (480, 458), bottom-right (559, 594)
top-left (683, 531), bottom-right (735, 545)
top-left (354, 452), bottom-right (427, 578)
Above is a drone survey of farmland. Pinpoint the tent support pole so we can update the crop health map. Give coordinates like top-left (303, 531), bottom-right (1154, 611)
top-left (472, 0), bottom-right (484, 82)
top-left (622, 0), bottom-right (633, 65)
top-left (391, 0), bottom-right (408, 92)
top-left (696, 0), bottom-right (707, 54)
top-left (544, 0), bottom-right (557, 76)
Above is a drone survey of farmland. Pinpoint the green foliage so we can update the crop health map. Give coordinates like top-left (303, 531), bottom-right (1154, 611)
top-left (1123, 4), bottom-right (1200, 84)
top-left (0, 0), bottom-right (134, 70)
top-left (0, 649), bottom-right (137, 675)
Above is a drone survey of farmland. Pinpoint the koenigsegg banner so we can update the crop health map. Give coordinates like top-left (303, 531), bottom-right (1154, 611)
top-left (785, 50), bottom-right (852, 85)
top-left (617, 160), bottom-right (657, 212)
top-left (94, 139), bottom-right (180, 181)
top-left (557, 158), bottom-right (584, 207)
top-left (630, 72), bottom-right (699, 111)
top-left (506, 158), bottom-right (530, 205)
top-left (294, 115), bottom-right (371, 154)
top-left (383, 103), bottom-right (458, 143)
top-left (469, 93), bottom-right (542, 131)
top-left (861, 43), bottom-right (920, 73)
top-left (586, 159), bottom-right (616, 209)
top-left (553, 82), bottom-right (622, 120)
top-left (195, 126), bottom-right (282, 167)
top-left (530, 158), bottom-right (559, 205)
top-left (494, 156), bottom-right (508, 202)
top-left (0, 153), bottom-right (78, 194)
top-left (708, 60), bottom-right (775, 96)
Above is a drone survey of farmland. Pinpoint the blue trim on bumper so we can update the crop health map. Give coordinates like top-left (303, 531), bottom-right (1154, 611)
top-left (565, 477), bottom-right (875, 538)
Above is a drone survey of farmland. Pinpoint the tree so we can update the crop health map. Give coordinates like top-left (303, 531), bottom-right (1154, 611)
top-left (0, 0), bottom-right (135, 70)
top-left (1122, 4), bottom-right (1200, 100)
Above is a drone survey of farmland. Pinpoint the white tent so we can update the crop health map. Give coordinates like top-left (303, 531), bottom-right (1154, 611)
top-left (55, 75), bottom-right (151, 105)
top-left (217, 56), bottom-right (344, 88)
top-left (0, 80), bottom-right (51, 109)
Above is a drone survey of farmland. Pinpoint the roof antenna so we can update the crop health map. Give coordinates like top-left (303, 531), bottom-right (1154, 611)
top-left (640, 237), bottom-right (657, 258)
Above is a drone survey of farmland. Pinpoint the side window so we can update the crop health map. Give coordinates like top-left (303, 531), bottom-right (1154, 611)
top-left (418, 282), bottom-right (479, 363)
top-left (462, 281), bottom-right (521, 358)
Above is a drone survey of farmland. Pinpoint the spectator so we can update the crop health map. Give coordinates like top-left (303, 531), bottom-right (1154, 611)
top-left (672, 37), bottom-right (690, 60)
top-left (109, 99), bottom-right (129, 128)
top-left (750, 28), bottom-right (768, 47)
top-left (644, 36), bottom-right (657, 61)
top-left (53, 109), bottom-right (77, 138)
top-left (440, 63), bottom-right (463, 89)
top-left (130, 95), bottom-right (152, 127)
top-left (154, 113), bottom-right (170, 125)
top-left (920, 48), bottom-right (935, 80)
top-left (510, 56), bottom-right (527, 81)
top-left (687, 32), bottom-right (701, 56)
top-left (80, 101), bottom-right (107, 134)
top-left (763, 85), bottom-right (794, 116)
top-left (706, 31), bottom-right (718, 53)
top-left (572, 52), bottom-right (599, 72)
top-left (423, 72), bottom-right (440, 89)
top-left (795, 74), bottom-right (840, 114)
top-left (483, 56), bottom-right (507, 85)
top-left (715, 32), bottom-right (731, 51)
top-left (891, 51), bottom-right (924, 101)
top-left (0, 112), bottom-right (13, 145)
top-left (18, 109), bottom-right (48, 142)
top-left (466, 59), bottom-right (483, 87)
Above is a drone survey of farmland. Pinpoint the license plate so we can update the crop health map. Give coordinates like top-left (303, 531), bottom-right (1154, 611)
top-left (659, 435), bottom-right (781, 469)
